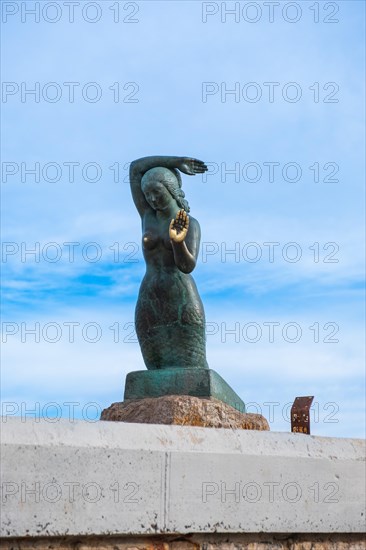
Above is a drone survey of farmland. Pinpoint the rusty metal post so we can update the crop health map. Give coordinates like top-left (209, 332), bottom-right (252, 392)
top-left (291, 396), bottom-right (314, 434)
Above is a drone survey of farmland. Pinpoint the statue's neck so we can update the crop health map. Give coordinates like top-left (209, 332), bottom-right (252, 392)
top-left (156, 205), bottom-right (179, 222)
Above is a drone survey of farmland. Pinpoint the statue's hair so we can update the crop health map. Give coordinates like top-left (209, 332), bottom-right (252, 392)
top-left (141, 167), bottom-right (190, 213)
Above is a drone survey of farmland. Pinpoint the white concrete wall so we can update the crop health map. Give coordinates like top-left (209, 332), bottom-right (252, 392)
top-left (1, 417), bottom-right (364, 538)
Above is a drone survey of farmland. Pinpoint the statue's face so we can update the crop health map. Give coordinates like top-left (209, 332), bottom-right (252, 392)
top-left (142, 179), bottom-right (173, 211)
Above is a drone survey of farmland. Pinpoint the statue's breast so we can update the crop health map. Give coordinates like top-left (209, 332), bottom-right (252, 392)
top-left (142, 231), bottom-right (159, 250)
top-left (142, 226), bottom-right (173, 252)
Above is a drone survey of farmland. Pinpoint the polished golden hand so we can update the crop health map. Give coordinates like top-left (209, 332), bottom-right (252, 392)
top-left (169, 209), bottom-right (189, 243)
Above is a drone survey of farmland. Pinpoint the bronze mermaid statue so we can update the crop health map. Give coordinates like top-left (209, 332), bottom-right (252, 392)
top-left (129, 156), bottom-right (208, 370)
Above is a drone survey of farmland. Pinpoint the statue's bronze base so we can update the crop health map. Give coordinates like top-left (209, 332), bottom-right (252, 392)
top-left (123, 367), bottom-right (245, 412)
top-left (101, 395), bottom-right (269, 431)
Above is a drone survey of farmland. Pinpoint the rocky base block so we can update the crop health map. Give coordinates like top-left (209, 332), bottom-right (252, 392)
top-left (1, 534), bottom-right (365, 549)
top-left (100, 395), bottom-right (269, 430)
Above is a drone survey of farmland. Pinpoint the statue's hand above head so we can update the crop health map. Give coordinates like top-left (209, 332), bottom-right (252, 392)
top-left (178, 158), bottom-right (208, 176)
top-left (169, 209), bottom-right (189, 243)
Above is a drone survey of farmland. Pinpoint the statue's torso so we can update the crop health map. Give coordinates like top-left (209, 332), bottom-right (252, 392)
top-left (134, 210), bottom-right (207, 369)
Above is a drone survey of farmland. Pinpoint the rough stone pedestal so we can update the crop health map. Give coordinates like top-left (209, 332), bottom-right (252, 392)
top-left (101, 395), bottom-right (269, 430)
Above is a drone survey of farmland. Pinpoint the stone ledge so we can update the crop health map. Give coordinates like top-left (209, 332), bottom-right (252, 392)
top-left (101, 395), bottom-right (269, 430)
top-left (1, 418), bottom-right (365, 538)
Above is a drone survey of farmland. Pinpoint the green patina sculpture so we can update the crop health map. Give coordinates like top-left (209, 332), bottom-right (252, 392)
top-left (124, 156), bottom-right (245, 412)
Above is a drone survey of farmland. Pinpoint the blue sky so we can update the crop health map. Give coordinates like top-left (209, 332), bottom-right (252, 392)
top-left (1, 1), bottom-right (365, 437)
